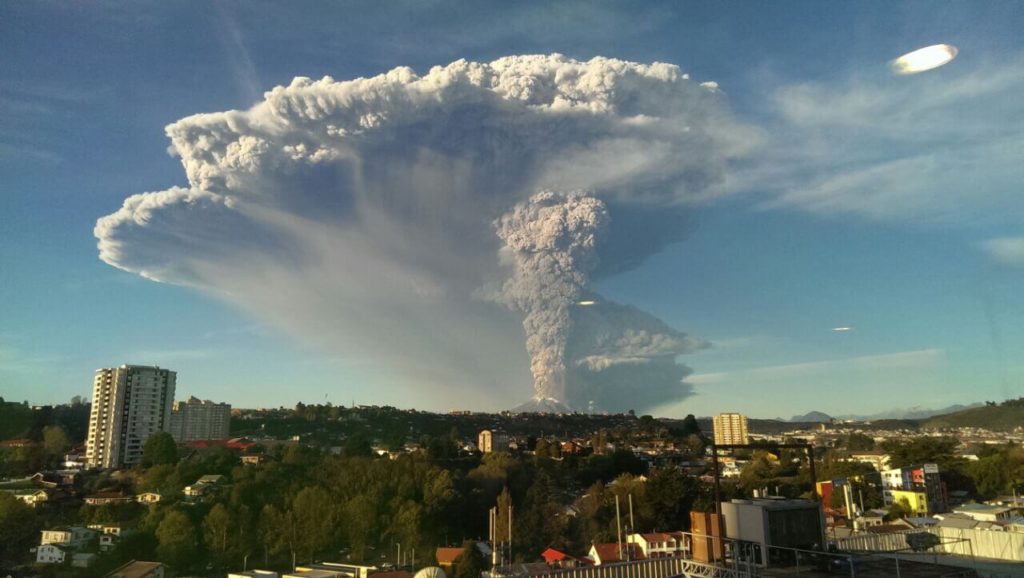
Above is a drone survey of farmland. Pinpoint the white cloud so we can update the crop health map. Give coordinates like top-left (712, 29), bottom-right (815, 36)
top-left (983, 237), bottom-right (1024, 266)
top-left (742, 56), bottom-right (1024, 225)
top-left (689, 348), bottom-right (945, 384)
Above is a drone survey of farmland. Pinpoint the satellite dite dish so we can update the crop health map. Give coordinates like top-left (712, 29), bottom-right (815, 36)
top-left (415, 567), bottom-right (447, 578)
top-left (891, 44), bottom-right (958, 74)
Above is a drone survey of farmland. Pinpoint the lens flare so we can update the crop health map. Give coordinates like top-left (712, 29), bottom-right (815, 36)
top-left (891, 44), bottom-right (958, 75)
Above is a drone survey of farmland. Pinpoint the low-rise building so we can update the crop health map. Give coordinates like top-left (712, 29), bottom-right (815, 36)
top-left (36, 543), bottom-right (69, 564)
top-left (84, 491), bottom-right (133, 505)
top-left (106, 560), bottom-right (165, 578)
top-left (241, 454), bottom-right (266, 466)
top-left (41, 526), bottom-right (95, 547)
top-left (953, 503), bottom-right (1015, 523)
top-left (73, 552), bottom-right (99, 568)
top-left (626, 532), bottom-right (687, 558)
top-left (721, 498), bottom-right (825, 569)
top-left (3, 488), bottom-right (49, 507)
top-left (587, 542), bottom-right (645, 565)
top-left (136, 492), bottom-right (162, 504)
top-left (184, 474), bottom-right (227, 497)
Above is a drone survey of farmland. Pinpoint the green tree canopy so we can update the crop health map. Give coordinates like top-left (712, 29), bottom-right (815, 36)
top-left (156, 510), bottom-right (198, 569)
top-left (454, 541), bottom-right (489, 578)
top-left (143, 431), bottom-right (179, 467)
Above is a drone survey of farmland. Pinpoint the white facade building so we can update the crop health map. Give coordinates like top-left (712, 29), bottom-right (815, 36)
top-left (169, 396), bottom-right (231, 442)
top-left (86, 365), bottom-right (176, 468)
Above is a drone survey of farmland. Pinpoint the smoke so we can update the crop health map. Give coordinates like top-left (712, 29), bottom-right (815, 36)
top-left (95, 54), bottom-right (753, 412)
top-left (492, 191), bottom-right (609, 404)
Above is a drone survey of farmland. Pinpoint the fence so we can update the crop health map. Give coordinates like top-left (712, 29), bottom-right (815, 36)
top-left (836, 527), bottom-right (1024, 563)
top-left (517, 557), bottom-right (744, 578)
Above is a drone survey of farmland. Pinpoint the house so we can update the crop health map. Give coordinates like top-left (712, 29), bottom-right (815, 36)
top-left (587, 542), bottom-right (645, 565)
top-left (843, 451), bottom-right (891, 472)
top-left (136, 492), bottom-right (163, 504)
top-left (0, 438), bottom-right (32, 448)
top-left (857, 509), bottom-right (888, 529)
top-left (241, 454), bottom-right (266, 466)
top-left (84, 491), bottom-right (133, 505)
top-left (184, 474), bottom-right (227, 497)
top-left (4, 488), bottom-right (49, 507)
top-left (435, 547), bottom-right (464, 570)
top-left (627, 532), bottom-right (687, 558)
top-left (42, 526), bottom-right (95, 547)
top-left (36, 543), bottom-right (69, 564)
top-left (435, 543), bottom-right (491, 570)
top-left (541, 548), bottom-right (583, 568)
top-left (229, 572), bottom-right (279, 578)
top-left (106, 560), bottom-right (165, 578)
top-left (89, 524), bottom-right (130, 551)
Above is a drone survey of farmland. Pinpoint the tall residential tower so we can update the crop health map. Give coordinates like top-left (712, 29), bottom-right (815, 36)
top-left (169, 396), bottom-right (231, 442)
top-left (713, 412), bottom-right (749, 446)
top-left (85, 365), bottom-right (176, 468)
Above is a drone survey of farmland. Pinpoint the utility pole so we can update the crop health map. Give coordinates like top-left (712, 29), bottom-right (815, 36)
top-left (615, 494), bottom-right (623, 561)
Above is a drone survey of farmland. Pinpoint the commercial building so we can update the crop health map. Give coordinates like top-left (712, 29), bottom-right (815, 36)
top-left (712, 413), bottom-right (749, 445)
top-left (721, 498), bottom-right (825, 569)
top-left (169, 396), bottom-right (231, 442)
top-left (86, 365), bottom-right (176, 469)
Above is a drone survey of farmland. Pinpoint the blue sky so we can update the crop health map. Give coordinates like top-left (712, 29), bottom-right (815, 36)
top-left (2, 1), bottom-right (1022, 418)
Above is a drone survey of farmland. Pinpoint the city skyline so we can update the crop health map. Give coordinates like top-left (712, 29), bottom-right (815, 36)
top-left (2, 2), bottom-right (1023, 418)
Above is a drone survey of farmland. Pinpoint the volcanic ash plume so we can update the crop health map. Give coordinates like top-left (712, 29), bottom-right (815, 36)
top-left (93, 54), bottom-right (756, 410)
top-left (493, 192), bottom-right (609, 405)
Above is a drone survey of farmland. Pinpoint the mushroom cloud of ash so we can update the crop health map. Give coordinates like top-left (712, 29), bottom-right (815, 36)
top-left (95, 54), bottom-right (754, 412)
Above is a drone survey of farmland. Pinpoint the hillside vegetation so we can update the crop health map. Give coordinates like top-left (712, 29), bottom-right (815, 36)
top-left (923, 398), bottom-right (1024, 431)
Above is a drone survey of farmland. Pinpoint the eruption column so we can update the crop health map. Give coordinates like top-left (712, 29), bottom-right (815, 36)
top-left (494, 191), bottom-right (609, 406)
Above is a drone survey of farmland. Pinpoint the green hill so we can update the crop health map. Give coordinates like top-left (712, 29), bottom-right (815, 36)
top-left (923, 399), bottom-right (1024, 431)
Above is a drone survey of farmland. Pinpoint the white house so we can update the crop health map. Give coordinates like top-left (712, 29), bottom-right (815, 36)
top-left (627, 532), bottom-right (687, 558)
top-left (36, 543), bottom-right (68, 564)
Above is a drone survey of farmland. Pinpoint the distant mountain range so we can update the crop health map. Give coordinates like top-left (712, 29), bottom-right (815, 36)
top-left (787, 403), bottom-right (983, 423)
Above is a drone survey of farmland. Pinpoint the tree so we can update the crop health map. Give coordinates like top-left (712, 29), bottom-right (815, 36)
top-left (0, 492), bottom-right (39, 565)
top-left (143, 432), bottom-right (178, 467)
top-left (454, 541), bottom-right (489, 578)
top-left (292, 486), bottom-right (333, 562)
top-left (643, 467), bottom-right (701, 531)
top-left (156, 510), bottom-right (198, 569)
top-left (42, 425), bottom-right (71, 458)
top-left (203, 503), bottom-right (233, 566)
top-left (882, 437), bottom-right (960, 470)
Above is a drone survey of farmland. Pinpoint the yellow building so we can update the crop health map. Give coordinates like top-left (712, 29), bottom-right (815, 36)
top-left (713, 413), bottom-right (749, 445)
top-left (891, 490), bottom-right (929, 516)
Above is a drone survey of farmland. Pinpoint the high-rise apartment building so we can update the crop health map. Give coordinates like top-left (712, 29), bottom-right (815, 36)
top-left (86, 365), bottom-right (176, 468)
top-left (478, 429), bottom-right (509, 453)
top-left (713, 412), bottom-right (749, 445)
top-left (169, 396), bottom-right (231, 442)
